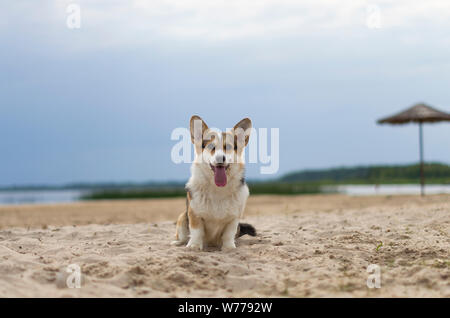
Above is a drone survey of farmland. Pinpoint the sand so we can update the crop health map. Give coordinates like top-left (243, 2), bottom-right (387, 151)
top-left (0, 194), bottom-right (448, 297)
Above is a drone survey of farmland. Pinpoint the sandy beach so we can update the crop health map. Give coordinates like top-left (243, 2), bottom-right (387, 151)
top-left (0, 194), bottom-right (448, 297)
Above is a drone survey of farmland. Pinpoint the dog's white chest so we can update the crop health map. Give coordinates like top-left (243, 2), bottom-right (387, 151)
top-left (189, 185), bottom-right (249, 221)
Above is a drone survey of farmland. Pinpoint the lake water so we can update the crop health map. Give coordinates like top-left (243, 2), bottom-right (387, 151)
top-left (0, 185), bottom-right (449, 205)
top-left (0, 190), bottom-right (88, 205)
top-left (326, 184), bottom-right (450, 196)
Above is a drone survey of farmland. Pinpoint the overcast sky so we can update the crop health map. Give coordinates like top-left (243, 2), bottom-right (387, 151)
top-left (1, 0), bottom-right (450, 185)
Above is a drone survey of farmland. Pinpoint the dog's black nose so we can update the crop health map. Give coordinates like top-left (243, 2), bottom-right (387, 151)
top-left (216, 155), bottom-right (226, 164)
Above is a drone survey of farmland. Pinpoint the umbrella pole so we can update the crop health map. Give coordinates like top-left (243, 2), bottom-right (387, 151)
top-left (419, 122), bottom-right (425, 196)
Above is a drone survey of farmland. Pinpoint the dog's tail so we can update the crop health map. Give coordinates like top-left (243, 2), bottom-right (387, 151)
top-left (237, 223), bottom-right (257, 238)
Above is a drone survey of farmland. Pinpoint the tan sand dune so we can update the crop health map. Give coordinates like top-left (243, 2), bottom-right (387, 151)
top-left (0, 194), bottom-right (448, 297)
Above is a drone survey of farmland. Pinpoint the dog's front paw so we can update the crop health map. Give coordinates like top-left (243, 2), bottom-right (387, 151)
top-left (221, 241), bottom-right (236, 251)
top-left (186, 240), bottom-right (203, 251)
top-left (170, 240), bottom-right (186, 246)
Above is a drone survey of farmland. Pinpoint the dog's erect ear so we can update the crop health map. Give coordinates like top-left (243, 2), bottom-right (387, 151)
top-left (233, 118), bottom-right (252, 147)
top-left (190, 115), bottom-right (209, 145)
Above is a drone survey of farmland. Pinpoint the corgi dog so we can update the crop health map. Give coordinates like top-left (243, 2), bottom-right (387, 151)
top-left (171, 115), bottom-right (256, 251)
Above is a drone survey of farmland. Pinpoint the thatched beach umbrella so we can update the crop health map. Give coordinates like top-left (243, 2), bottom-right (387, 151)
top-left (377, 103), bottom-right (450, 196)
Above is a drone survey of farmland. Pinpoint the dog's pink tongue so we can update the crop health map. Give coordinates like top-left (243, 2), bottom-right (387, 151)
top-left (213, 166), bottom-right (227, 187)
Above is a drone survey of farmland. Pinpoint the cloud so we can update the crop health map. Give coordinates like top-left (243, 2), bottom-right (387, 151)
top-left (93, 0), bottom-right (450, 38)
top-left (2, 0), bottom-right (450, 48)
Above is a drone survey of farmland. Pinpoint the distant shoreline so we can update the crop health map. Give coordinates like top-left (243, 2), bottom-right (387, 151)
top-left (1, 162), bottom-right (448, 191)
top-left (1, 184), bottom-right (449, 205)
